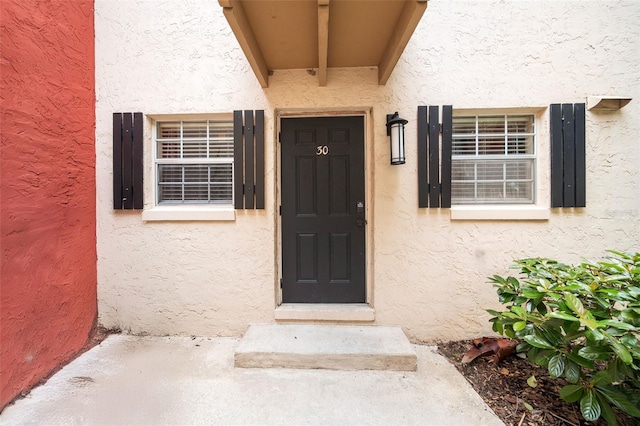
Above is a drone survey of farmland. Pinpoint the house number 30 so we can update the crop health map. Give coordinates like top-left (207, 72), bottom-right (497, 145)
top-left (316, 145), bottom-right (329, 156)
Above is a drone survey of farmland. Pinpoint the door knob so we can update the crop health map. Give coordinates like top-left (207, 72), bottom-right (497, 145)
top-left (355, 218), bottom-right (366, 227)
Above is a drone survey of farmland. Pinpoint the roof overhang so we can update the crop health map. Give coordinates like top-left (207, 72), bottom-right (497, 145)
top-left (218, 0), bottom-right (428, 87)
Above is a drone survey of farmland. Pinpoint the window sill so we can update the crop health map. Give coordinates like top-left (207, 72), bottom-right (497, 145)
top-left (450, 205), bottom-right (550, 221)
top-left (142, 206), bottom-right (235, 222)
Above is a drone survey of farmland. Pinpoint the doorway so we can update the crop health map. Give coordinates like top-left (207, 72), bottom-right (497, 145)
top-left (280, 116), bottom-right (366, 303)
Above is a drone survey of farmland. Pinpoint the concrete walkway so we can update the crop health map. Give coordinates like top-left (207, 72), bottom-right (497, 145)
top-left (0, 335), bottom-right (504, 426)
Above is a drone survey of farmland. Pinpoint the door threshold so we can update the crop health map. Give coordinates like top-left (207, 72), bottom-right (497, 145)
top-left (275, 303), bottom-right (375, 322)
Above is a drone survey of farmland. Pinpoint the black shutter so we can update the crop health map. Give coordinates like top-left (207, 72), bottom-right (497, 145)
top-left (441, 106), bottom-right (453, 208)
top-left (574, 104), bottom-right (586, 207)
top-left (254, 110), bottom-right (265, 209)
top-left (234, 110), bottom-right (265, 210)
top-left (550, 104), bottom-right (564, 208)
top-left (550, 103), bottom-right (586, 208)
top-left (417, 105), bottom-right (452, 208)
top-left (417, 106), bottom-right (429, 208)
top-left (233, 111), bottom-right (244, 210)
top-left (113, 112), bottom-right (143, 210)
top-left (428, 106), bottom-right (440, 207)
top-left (244, 111), bottom-right (255, 209)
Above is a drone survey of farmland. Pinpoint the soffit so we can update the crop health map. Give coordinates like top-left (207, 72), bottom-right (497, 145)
top-left (219, 0), bottom-right (428, 87)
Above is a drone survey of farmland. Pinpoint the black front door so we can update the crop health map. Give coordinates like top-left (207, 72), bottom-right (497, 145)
top-left (281, 116), bottom-right (366, 303)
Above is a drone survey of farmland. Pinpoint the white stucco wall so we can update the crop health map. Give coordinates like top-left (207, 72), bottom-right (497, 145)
top-left (95, 0), bottom-right (640, 340)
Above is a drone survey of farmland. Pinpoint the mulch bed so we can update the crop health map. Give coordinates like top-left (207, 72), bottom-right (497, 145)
top-left (437, 340), bottom-right (637, 426)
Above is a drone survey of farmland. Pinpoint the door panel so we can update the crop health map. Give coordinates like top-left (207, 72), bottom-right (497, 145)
top-left (296, 157), bottom-right (317, 215)
top-left (281, 116), bottom-right (365, 303)
top-left (329, 156), bottom-right (349, 215)
top-left (297, 233), bottom-right (318, 282)
top-left (329, 233), bottom-right (350, 282)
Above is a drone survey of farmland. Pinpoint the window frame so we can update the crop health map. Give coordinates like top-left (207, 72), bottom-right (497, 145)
top-left (141, 113), bottom-right (236, 222)
top-left (451, 113), bottom-right (537, 205)
top-left (154, 119), bottom-right (235, 207)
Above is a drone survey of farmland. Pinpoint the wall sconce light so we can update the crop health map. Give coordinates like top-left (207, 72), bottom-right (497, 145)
top-left (386, 112), bottom-right (408, 165)
top-left (586, 96), bottom-right (632, 111)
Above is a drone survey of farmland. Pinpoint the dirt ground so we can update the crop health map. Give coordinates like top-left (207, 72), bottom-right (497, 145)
top-left (437, 340), bottom-right (637, 426)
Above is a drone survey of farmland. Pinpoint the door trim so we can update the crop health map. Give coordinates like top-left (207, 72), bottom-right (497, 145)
top-left (275, 108), bottom-right (374, 307)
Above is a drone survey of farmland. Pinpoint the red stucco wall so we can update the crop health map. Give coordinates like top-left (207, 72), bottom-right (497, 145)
top-left (0, 0), bottom-right (96, 410)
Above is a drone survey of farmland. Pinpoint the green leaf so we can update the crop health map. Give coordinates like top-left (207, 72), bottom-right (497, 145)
top-left (524, 334), bottom-right (554, 349)
top-left (489, 274), bottom-right (506, 284)
top-left (605, 327), bottom-right (626, 337)
top-left (597, 319), bottom-right (637, 331)
top-left (597, 385), bottom-right (640, 417)
top-left (522, 288), bottom-right (543, 299)
top-left (564, 360), bottom-right (581, 384)
top-left (546, 311), bottom-right (580, 322)
top-left (567, 352), bottom-right (594, 369)
top-left (620, 333), bottom-right (638, 348)
top-left (602, 274), bottom-right (630, 283)
top-left (548, 353), bottom-right (565, 378)
top-left (504, 327), bottom-right (516, 339)
top-left (541, 327), bottom-right (564, 346)
top-left (580, 312), bottom-right (599, 330)
top-left (511, 306), bottom-right (525, 318)
top-left (606, 358), bottom-right (622, 382)
top-left (560, 384), bottom-right (584, 403)
top-left (516, 341), bottom-right (530, 353)
top-left (578, 346), bottom-right (612, 360)
top-left (591, 370), bottom-right (613, 387)
top-left (596, 393), bottom-right (617, 426)
top-left (536, 302), bottom-right (548, 315)
top-left (526, 375), bottom-right (537, 388)
top-left (580, 390), bottom-right (601, 422)
top-left (563, 319), bottom-right (581, 335)
top-left (565, 293), bottom-right (587, 317)
top-left (513, 296), bottom-right (528, 305)
top-left (604, 333), bottom-right (633, 365)
top-left (516, 323), bottom-right (534, 337)
top-left (498, 294), bottom-right (513, 304)
top-left (513, 321), bottom-right (526, 332)
top-left (523, 401), bottom-right (534, 412)
top-left (532, 349), bottom-right (553, 367)
top-left (620, 309), bottom-right (640, 326)
top-left (586, 327), bottom-right (605, 341)
top-left (507, 276), bottom-right (520, 288)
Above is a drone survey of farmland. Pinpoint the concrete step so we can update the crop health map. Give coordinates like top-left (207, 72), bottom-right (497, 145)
top-left (234, 324), bottom-right (417, 371)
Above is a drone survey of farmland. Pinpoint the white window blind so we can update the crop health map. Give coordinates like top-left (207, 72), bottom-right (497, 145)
top-left (155, 120), bottom-right (234, 204)
top-left (452, 115), bottom-right (535, 204)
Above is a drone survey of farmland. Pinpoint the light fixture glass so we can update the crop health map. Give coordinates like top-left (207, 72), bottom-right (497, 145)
top-left (386, 112), bottom-right (408, 165)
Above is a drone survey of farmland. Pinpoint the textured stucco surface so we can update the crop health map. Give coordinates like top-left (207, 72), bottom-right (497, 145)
top-left (95, 0), bottom-right (640, 340)
top-left (0, 0), bottom-right (97, 409)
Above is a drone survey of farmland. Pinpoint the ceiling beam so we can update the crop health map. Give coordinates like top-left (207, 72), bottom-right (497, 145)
top-left (377, 0), bottom-right (428, 85)
top-left (317, 0), bottom-right (330, 86)
top-left (219, 0), bottom-right (270, 88)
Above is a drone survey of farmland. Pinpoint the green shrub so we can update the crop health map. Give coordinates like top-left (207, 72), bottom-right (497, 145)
top-left (487, 251), bottom-right (640, 425)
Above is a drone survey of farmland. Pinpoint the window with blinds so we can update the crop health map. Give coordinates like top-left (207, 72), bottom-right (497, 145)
top-left (451, 115), bottom-right (535, 204)
top-left (155, 120), bottom-right (234, 204)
